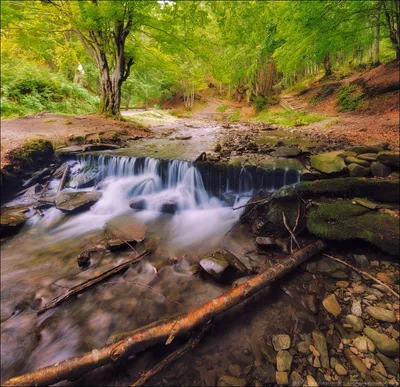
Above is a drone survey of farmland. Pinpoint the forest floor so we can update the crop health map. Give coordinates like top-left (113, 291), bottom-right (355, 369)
top-left (0, 112), bottom-right (150, 164)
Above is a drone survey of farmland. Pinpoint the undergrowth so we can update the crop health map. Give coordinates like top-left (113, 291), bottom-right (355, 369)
top-left (254, 109), bottom-right (325, 126)
top-left (336, 85), bottom-right (364, 112)
top-left (0, 59), bottom-right (99, 118)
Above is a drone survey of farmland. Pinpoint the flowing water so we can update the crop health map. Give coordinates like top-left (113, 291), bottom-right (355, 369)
top-left (1, 154), bottom-right (315, 385)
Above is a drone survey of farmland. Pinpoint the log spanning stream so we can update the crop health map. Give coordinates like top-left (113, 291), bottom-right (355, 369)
top-left (1, 155), bottom-right (307, 385)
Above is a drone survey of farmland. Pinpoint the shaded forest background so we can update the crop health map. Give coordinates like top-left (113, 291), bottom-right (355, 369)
top-left (1, 0), bottom-right (398, 118)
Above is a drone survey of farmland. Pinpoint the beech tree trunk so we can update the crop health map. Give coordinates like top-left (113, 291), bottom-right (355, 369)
top-left (323, 53), bottom-right (332, 77)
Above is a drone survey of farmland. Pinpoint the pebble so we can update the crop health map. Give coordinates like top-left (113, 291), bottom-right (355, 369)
top-left (335, 363), bottom-right (348, 376)
top-left (217, 375), bottom-right (247, 387)
top-left (313, 356), bottom-right (321, 368)
top-left (353, 337), bottom-right (369, 353)
top-left (272, 334), bottom-right (291, 351)
top-left (276, 350), bottom-right (292, 372)
top-left (289, 371), bottom-right (303, 386)
top-left (376, 352), bottom-right (399, 376)
top-left (371, 261), bottom-right (380, 267)
top-left (372, 284), bottom-right (390, 293)
top-left (322, 294), bottom-right (342, 317)
top-left (391, 329), bottom-right (399, 339)
top-left (377, 272), bottom-right (396, 284)
top-left (366, 306), bottom-right (396, 323)
top-left (354, 254), bottom-right (369, 267)
top-left (364, 327), bottom-right (399, 357)
top-left (336, 281), bottom-right (349, 288)
top-left (371, 370), bottom-right (387, 383)
top-left (364, 294), bottom-right (378, 301)
top-left (344, 348), bottom-right (368, 375)
top-left (346, 314), bottom-right (364, 332)
top-left (276, 371), bottom-right (288, 385)
top-left (350, 346), bottom-right (359, 355)
top-left (351, 299), bottom-right (362, 317)
top-left (376, 361), bottom-right (388, 377)
top-left (305, 375), bottom-right (318, 386)
top-left (297, 341), bottom-right (311, 355)
top-left (312, 331), bottom-right (329, 369)
top-left (353, 285), bottom-right (365, 294)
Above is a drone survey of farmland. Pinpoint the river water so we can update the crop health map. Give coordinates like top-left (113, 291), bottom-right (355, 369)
top-left (1, 153), bottom-right (315, 385)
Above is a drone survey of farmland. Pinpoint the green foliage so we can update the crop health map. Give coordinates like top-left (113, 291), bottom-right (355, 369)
top-left (228, 110), bottom-right (240, 122)
top-left (255, 110), bottom-right (325, 126)
top-left (253, 96), bottom-right (270, 112)
top-left (1, 58), bottom-right (98, 118)
top-left (337, 85), bottom-right (364, 112)
top-left (216, 104), bottom-right (228, 112)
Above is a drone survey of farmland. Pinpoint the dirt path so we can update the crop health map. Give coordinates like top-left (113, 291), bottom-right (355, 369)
top-left (193, 98), bottom-right (235, 119)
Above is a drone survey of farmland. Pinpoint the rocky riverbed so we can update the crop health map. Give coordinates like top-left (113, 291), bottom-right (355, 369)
top-left (0, 116), bottom-right (399, 386)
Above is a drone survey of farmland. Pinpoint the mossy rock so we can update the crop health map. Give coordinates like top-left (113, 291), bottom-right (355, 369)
top-left (310, 151), bottom-right (347, 175)
top-left (348, 163), bottom-right (370, 177)
top-left (7, 139), bottom-right (54, 169)
top-left (377, 151), bottom-right (400, 168)
top-left (344, 157), bottom-right (370, 167)
top-left (244, 186), bottom-right (306, 236)
top-left (295, 178), bottom-right (399, 202)
top-left (307, 201), bottom-right (399, 255)
top-left (347, 145), bottom-right (381, 155)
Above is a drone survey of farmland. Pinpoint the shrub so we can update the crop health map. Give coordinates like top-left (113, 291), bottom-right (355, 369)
top-left (253, 96), bottom-right (270, 112)
top-left (216, 104), bottom-right (228, 112)
top-left (337, 85), bottom-right (364, 112)
top-left (0, 59), bottom-right (99, 118)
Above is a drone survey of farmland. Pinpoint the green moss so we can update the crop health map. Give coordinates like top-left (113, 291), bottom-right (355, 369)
top-left (254, 110), bottom-right (326, 126)
top-left (307, 202), bottom-right (399, 255)
top-left (337, 85), bottom-right (364, 112)
top-left (296, 178), bottom-right (399, 203)
top-left (310, 151), bottom-right (347, 174)
top-left (316, 200), bottom-right (370, 221)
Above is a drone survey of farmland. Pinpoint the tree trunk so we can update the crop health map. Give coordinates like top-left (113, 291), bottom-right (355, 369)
top-left (374, 3), bottom-right (382, 65)
top-left (323, 54), bottom-right (333, 77)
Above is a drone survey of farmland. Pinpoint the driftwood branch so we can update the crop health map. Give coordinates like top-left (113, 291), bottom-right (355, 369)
top-left (3, 240), bottom-right (326, 386)
top-left (37, 250), bottom-right (151, 315)
top-left (282, 212), bottom-right (300, 250)
top-left (323, 254), bottom-right (399, 300)
top-left (131, 321), bottom-right (213, 387)
top-left (57, 165), bottom-right (70, 193)
top-left (232, 196), bottom-right (272, 211)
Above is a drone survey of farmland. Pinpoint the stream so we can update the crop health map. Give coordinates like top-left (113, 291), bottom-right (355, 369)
top-left (1, 120), bottom-right (317, 386)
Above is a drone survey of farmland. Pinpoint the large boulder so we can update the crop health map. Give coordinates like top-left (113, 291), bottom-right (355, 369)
top-left (55, 191), bottom-right (102, 213)
top-left (104, 215), bottom-right (147, 251)
top-left (377, 151), bottom-right (400, 167)
top-left (344, 157), bottom-right (370, 167)
top-left (310, 151), bottom-right (347, 175)
top-left (295, 178), bottom-right (399, 202)
top-left (306, 200), bottom-right (399, 255)
top-left (68, 173), bottom-right (97, 189)
top-left (275, 147), bottom-right (302, 157)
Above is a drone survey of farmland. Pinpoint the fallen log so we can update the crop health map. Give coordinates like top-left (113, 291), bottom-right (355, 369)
top-left (131, 321), bottom-right (213, 387)
top-left (37, 250), bottom-right (151, 315)
top-left (3, 240), bottom-right (326, 386)
top-left (57, 164), bottom-right (70, 193)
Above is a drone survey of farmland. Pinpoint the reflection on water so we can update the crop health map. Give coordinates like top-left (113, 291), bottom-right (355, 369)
top-left (1, 156), bottom-right (308, 384)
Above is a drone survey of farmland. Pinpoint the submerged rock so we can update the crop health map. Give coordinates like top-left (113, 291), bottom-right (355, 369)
top-left (104, 215), bottom-right (147, 251)
top-left (366, 306), bottom-right (396, 323)
top-left (55, 191), bottom-right (102, 213)
top-left (275, 147), bottom-right (302, 157)
top-left (217, 375), bottom-right (247, 387)
top-left (199, 250), bottom-right (248, 282)
top-left (0, 207), bottom-right (30, 237)
top-left (160, 201), bottom-right (178, 214)
top-left (255, 236), bottom-right (276, 249)
top-left (272, 334), bottom-right (291, 351)
top-left (322, 294), bottom-right (342, 317)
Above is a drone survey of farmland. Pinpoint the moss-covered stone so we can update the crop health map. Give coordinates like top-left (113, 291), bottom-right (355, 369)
top-left (370, 161), bottom-right (392, 177)
top-left (347, 163), bottom-right (370, 177)
top-left (347, 145), bottom-right (381, 155)
top-left (307, 200), bottom-right (399, 255)
top-left (7, 139), bottom-right (54, 169)
top-left (377, 151), bottom-right (400, 167)
top-left (295, 178), bottom-right (399, 202)
top-left (310, 151), bottom-right (347, 175)
top-left (344, 157), bottom-right (370, 167)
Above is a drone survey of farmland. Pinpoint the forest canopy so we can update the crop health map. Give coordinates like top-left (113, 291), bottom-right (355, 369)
top-left (1, 0), bottom-right (398, 118)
